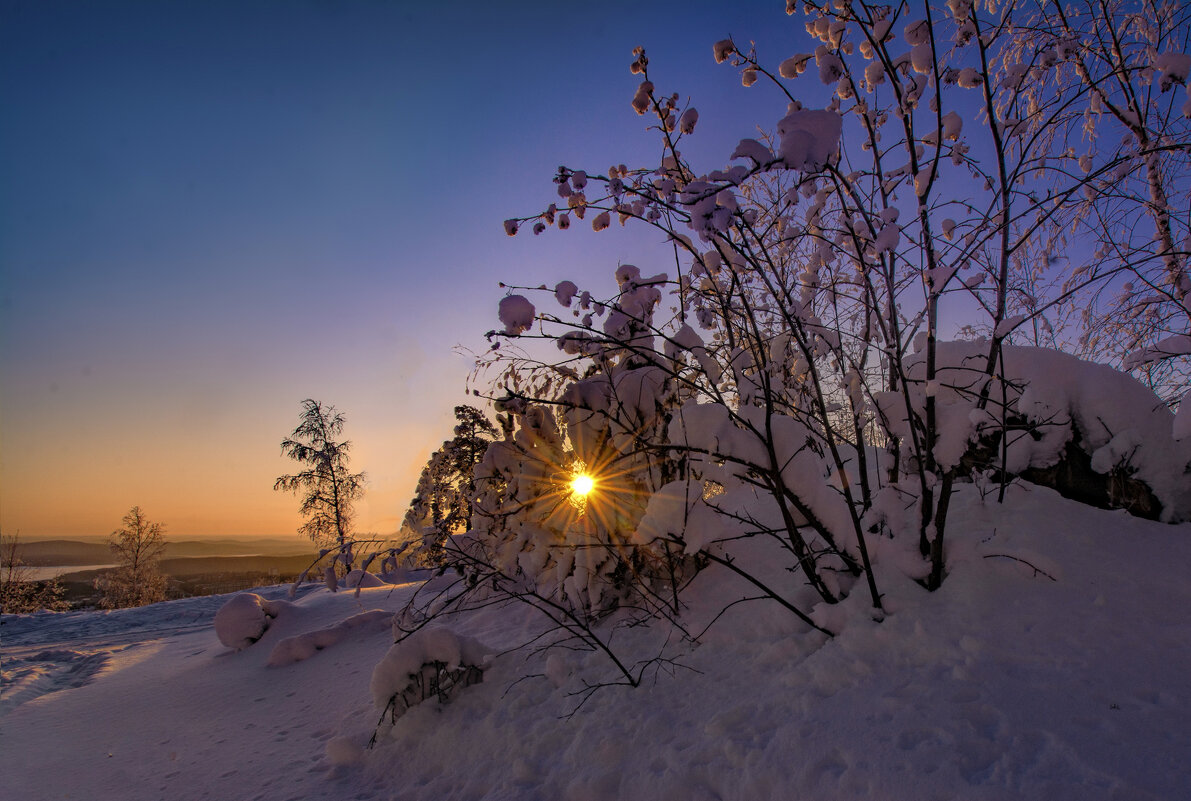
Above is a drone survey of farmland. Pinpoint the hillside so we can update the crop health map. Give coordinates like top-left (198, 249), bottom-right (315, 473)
top-left (10, 538), bottom-right (317, 566)
top-left (2, 485), bottom-right (1189, 800)
top-left (51, 555), bottom-right (319, 580)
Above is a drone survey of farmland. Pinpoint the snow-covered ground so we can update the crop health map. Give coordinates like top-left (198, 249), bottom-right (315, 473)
top-left (3, 484), bottom-right (1189, 800)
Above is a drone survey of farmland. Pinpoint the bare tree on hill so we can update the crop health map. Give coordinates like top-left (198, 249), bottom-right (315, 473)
top-left (97, 506), bottom-right (167, 609)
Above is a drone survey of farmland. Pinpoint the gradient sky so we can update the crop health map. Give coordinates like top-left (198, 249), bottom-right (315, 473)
top-left (1, 0), bottom-right (816, 539)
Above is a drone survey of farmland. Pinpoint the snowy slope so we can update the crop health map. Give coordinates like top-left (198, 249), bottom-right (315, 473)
top-left (3, 485), bottom-right (1190, 801)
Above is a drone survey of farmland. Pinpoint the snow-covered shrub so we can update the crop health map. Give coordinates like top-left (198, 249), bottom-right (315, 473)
top-left (214, 593), bottom-right (293, 650)
top-left (370, 626), bottom-right (490, 729)
top-left (287, 538), bottom-right (411, 598)
top-left (455, 362), bottom-right (693, 621)
top-left (877, 342), bottom-right (1191, 520)
top-left (488, 0), bottom-right (1191, 609)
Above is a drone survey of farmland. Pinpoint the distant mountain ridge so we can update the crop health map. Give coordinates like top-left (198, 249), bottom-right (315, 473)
top-left (9, 539), bottom-right (316, 567)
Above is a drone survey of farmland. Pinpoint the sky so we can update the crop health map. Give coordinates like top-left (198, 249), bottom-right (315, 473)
top-left (1, 0), bottom-right (815, 539)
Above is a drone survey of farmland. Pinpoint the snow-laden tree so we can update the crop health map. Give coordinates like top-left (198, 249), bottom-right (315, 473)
top-left (991, 0), bottom-right (1191, 402)
top-left (482, 0), bottom-right (1191, 616)
top-left (275, 399), bottom-right (366, 553)
top-left (403, 405), bottom-right (499, 562)
top-left (97, 506), bottom-right (167, 609)
top-left (1, 534), bottom-right (67, 613)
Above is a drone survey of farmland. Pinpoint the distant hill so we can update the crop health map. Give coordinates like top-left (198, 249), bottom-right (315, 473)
top-left (10, 539), bottom-right (316, 566)
top-left (56, 554), bottom-right (320, 582)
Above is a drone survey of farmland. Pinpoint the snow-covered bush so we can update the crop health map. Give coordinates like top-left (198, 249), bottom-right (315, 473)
top-left (287, 538), bottom-right (411, 598)
top-left (367, 1), bottom-right (1191, 716)
top-left (370, 626), bottom-right (490, 731)
top-left (214, 593), bottom-right (293, 650)
top-left (458, 362), bottom-right (692, 615)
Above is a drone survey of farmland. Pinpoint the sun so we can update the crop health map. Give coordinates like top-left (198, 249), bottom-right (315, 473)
top-left (566, 462), bottom-right (596, 513)
top-left (571, 473), bottom-right (595, 497)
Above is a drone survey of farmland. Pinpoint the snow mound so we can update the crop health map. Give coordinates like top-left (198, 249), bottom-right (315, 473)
top-left (878, 342), bottom-right (1191, 520)
top-left (341, 569), bottom-right (387, 589)
top-left (213, 593), bottom-right (294, 650)
top-left (266, 609), bottom-right (393, 667)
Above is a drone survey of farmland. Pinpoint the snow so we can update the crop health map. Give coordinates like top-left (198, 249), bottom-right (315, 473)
top-left (956, 67), bottom-right (981, 88)
top-left (267, 609), bottom-right (393, 667)
top-left (554, 280), bottom-right (579, 308)
top-left (497, 294), bottom-right (535, 336)
top-left (776, 109), bottom-right (842, 171)
top-left (1123, 333), bottom-right (1191, 368)
top-left (212, 592), bottom-right (293, 650)
top-left (731, 137), bottom-right (774, 165)
top-left (778, 53), bottom-right (810, 78)
top-left (3, 489), bottom-right (1190, 799)
top-left (1177, 390), bottom-right (1191, 440)
top-left (876, 342), bottom-right (1191, 519)
top-left (993, 313), bottom-right (1025, 338)
top-left (941, 110), bottom-right (962, 141)
top-left (1154, 52), bottom-right (1191, 91)
top-left (369, 625), bottom-right (492, 709)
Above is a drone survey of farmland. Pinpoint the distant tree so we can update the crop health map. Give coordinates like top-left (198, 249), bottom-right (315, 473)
top-left (274, 399), bottom-right (366, 551)
top-left (97, 507), bottom-right (167, 609)
top-left (1, 533), bottom-right (67, 613)
top-left (403, 405), bottom-right (498, 559)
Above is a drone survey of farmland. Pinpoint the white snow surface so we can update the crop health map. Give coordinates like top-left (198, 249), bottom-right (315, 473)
top-left (3, 488), bottom-right (1191, 800)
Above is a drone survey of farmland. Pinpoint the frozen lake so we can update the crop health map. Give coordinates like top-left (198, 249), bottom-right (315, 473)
top-left (20, 564), bottom-right (116, 581)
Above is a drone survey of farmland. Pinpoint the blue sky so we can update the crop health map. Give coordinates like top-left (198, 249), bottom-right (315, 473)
top-left (1, 0), bottom-right (814, 537)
